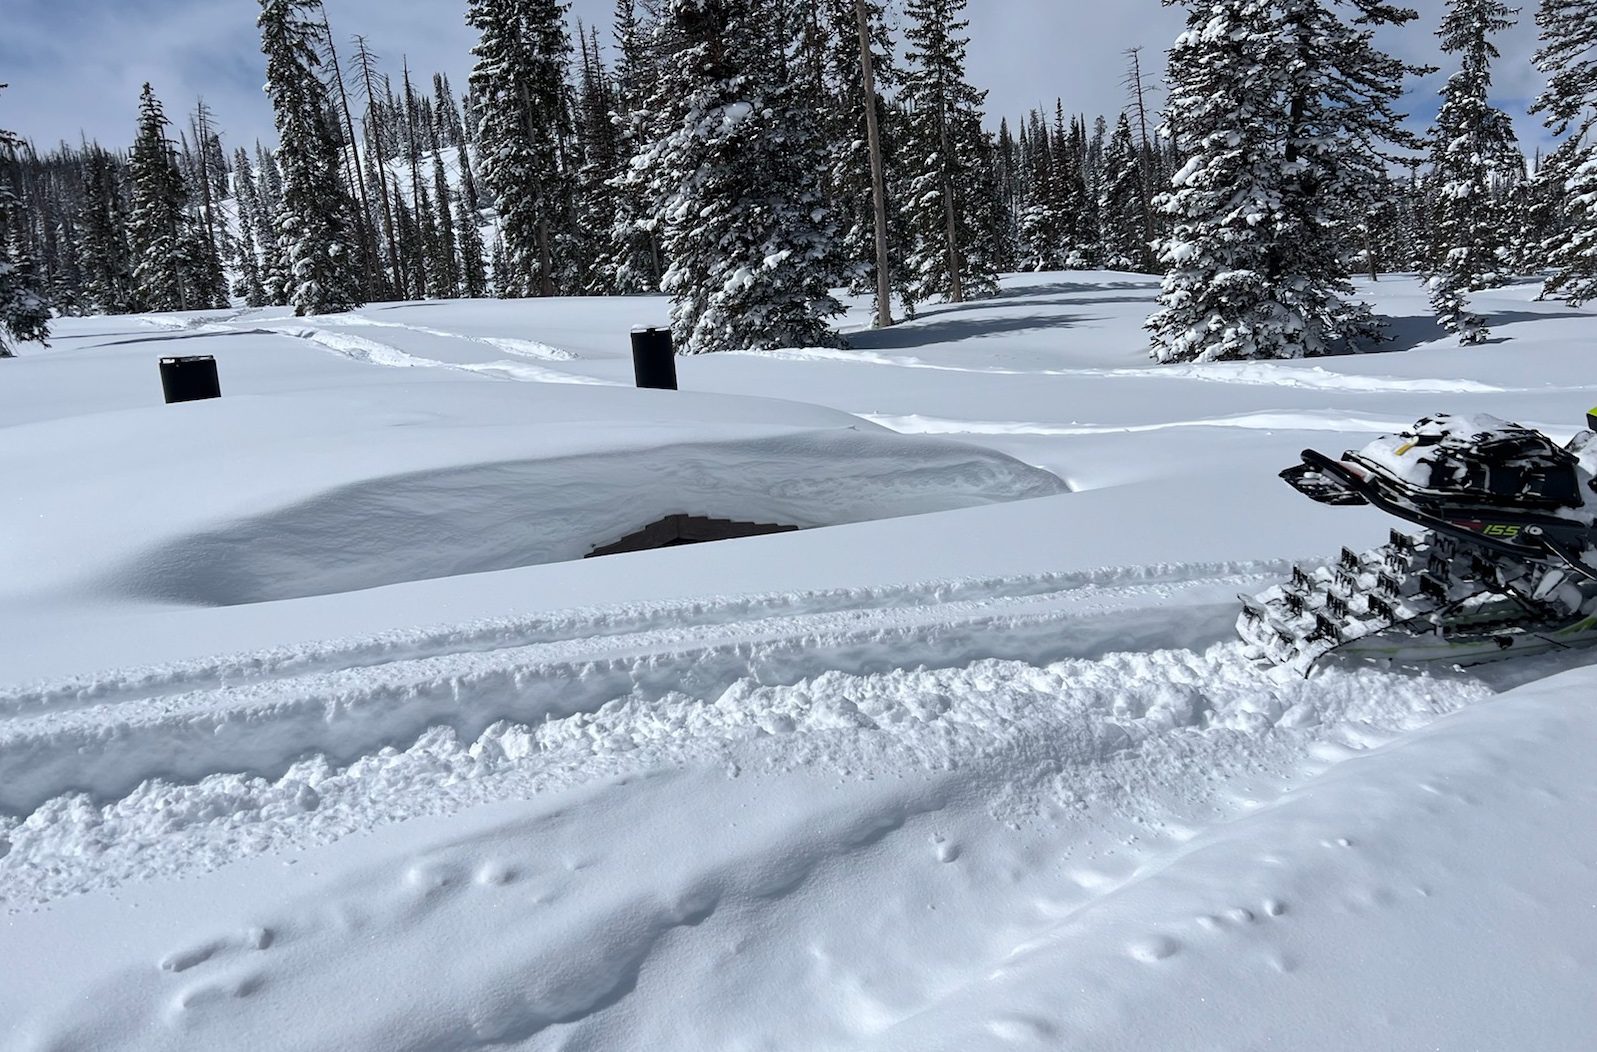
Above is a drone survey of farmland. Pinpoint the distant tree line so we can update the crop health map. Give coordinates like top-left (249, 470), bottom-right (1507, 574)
top-left (2, 0), bottom-right (1595, 362)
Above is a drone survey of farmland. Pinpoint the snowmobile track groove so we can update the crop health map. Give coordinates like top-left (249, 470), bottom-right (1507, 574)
top-left (0, 564), bottom-right (1289, 815)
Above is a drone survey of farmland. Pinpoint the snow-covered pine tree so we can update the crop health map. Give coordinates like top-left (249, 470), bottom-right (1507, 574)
top-left (430, 149), bottom-right (460, 296)
top-left (455, 188), bottom-right (489, 297)
top-left (1513, 138), bottom-right (1578, 273)
top-left (1018, 109), bottom-right (1065, 270)
top-left (254, 145), bottom-right (293, 305)
top-left (1100, 112), bottom-right (1152, 271)
top-left (45, 200), bottom-right (84, 318)
top-left (0, 96), bottom-right (50, 357)
top-left (1149, 0), bottom-right (1419, 362)
top-left (258, 0), bottom-right (364, 315)
top-left (184, 207), bottom-right (230, 310)
top-left (1147, 0), bottom-right (1300, 362)
top-left (967, 125), bottom-right (1019, 275)
top-left (319, 20), bottom-right (385, 303)
top-left (598, 0), bottom-right (663, 293)
top-left (433, 73), bottom-right (467, 149)
top-left (228, 147), bottom-right (269, 306)
top-left (899, 0), bottom-right (1000, 305)
top-left (400, 62), bottom-right (432, 300)
top-left (1428, 0), bottom-right (1521, 343)
top-left (488, 230), bottom-right (510, 295)
top-left (1270, 0), bottom-right (1422, 349)
top-left (77, 146), bottom-right (136, 314)
top-left (994, 117), bottom-right (1023, 261)
top-left (573, 23), bottom-right (623, 293)
top-left (633, 0), bottom-right (842, 354)
top-left (467, 0), bottom-right (577, 297)
top-left (126, 84), bottom-right (193, 312)
top-left (1532, 0), bottom-right (1597, 305)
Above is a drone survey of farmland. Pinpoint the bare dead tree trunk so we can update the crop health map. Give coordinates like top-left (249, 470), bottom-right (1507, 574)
top-left (937, 101), bottom-right (964, 304)
top-left (516, 79), bottom-right (555, 298)
top-left (402, 56), bottom-right (428, 299)
top-left (190, 100), bottom-right (218, 251)
top-left (322, 14), bottom-right (384, 299)
top-left (855, 0), bottom-right (893, 328)
top-left (1124, 48), bottom-right (1158, 271)
top-left (353, 36), bottom-right (405, 296)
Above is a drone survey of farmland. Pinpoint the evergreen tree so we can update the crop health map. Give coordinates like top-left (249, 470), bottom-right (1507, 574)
top-left (184, 208), bottom-right (230, 309)
top-left (1018, 110), bottom-right (1066, 270)
top-left (0, 96), bottom-right (50, 357)
top-left (1428, 0), bottom-right (1521, 343)
top-left (1149, 0), bottom-right (1419, 362)
top-left (899, 0), bottom-right (1000, 305)
top-left (633, 0), bottom-right (843, 353)
top-left (1266, 0), bottom-right (1421, 353)
top-left (430, 150), bottom-right (460, 296)
top-left (455, 188), bottom-right (489, 297)
top-left (1147, 0), bottom-right (1300, 362)
top-left (126, 84), bottom-right (192, 311)
top-left (1063, 113), bottom-right (1099, 267)
top-left (1513, 139), bottom-right (1578, 272)
top-left (468, 0), bottom-right (577, 297)
top-left (599, 0), bottom-right (664, 293)
top-left (433, 73), bottom-right (467, 148)
top-left (1532, 0), bottom-right (1597, 304)
top-left (78, 146), bottom-right (136, 313)
top-left (488, 230), bottom-right (510, 295)
top-left (1100, 112), bottom-right (1152, 271)
top-left (254, 143), bottom-right (292, 303)
top-left (229, 147), bottom-right (269, 306)
top-left (573, 23), bottom-right (623, 292)
top-left (258, 0), bottom-right (364, 315)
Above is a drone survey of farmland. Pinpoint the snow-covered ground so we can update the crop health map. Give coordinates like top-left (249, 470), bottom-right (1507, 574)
top-left (4, 273), bottom-right (1597, 1050)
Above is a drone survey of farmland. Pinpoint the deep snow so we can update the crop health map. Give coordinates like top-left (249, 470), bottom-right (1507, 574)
top-left (3, 272), bottom-right (1597, 1050)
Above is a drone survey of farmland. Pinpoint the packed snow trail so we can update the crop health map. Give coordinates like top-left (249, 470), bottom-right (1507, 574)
top-left (0, 562), bottom-right (1284, 815)
top-left (0, 557), bottom-right (1493, 909)
top-left (0, 641), bottom-right (1496, 1048)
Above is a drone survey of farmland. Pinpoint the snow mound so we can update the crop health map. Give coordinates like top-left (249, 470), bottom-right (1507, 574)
top-left (115, 429), bottom-right (1067, 606)
top-left (1, 381), bottom-right (1064, 609)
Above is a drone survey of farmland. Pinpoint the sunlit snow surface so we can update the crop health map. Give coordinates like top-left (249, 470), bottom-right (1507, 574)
top-left (4, 273), bottom-right (1597, 1051)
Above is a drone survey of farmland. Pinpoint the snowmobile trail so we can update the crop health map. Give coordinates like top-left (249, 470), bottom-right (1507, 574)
top-left (268, 326), bottom-right (611, 386)
top-left (0, 564), bottom-right (1288, 815)
top-left (0, 605), bottom-right (1491, 910)
top-left (0, 557), bottom-right (1499, 909)
top-left (0, 560), bottom-right (1298, 717)
top-left (738, 346), bottom-right (1521, 394)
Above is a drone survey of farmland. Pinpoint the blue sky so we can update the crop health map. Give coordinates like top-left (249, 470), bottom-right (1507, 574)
top-left (0, 0), bottom-right (1555, 156)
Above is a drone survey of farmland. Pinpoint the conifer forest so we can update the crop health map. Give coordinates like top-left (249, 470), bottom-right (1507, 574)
top-left (3, 0), bottom-right (1597, 361)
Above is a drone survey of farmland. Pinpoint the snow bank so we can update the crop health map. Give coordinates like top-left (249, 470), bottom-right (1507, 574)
top-left (1, 380), bottom-right (1065, 608)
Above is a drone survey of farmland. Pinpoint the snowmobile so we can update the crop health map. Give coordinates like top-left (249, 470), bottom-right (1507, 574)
top-left (1238, 411), bottom-right (1597, 675)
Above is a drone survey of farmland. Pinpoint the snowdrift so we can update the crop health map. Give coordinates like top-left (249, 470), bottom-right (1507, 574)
top-left (2, 379), bottom-right (1066, 607)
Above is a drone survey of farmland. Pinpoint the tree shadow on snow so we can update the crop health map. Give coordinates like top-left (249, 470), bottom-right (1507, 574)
top-left (1377, 310), bottom-right (1573, 354)
top-left (852, 312), bottom-right (1098, 351)
top-left (905, 279), bottom-right (1159, 323)
top-left (88, 329), bottom-right (279, 349)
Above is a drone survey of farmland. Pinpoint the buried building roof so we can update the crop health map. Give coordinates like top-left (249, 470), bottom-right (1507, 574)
top-left (4, 380), bottom-right (1069, 607)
